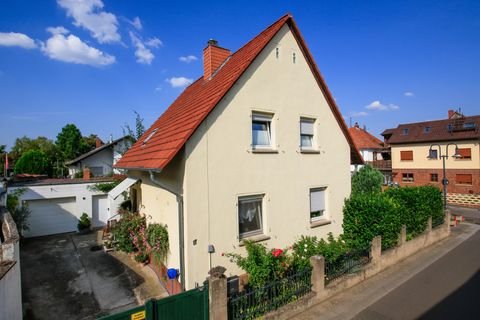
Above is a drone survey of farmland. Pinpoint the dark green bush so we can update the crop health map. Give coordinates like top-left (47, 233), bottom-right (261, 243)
top-left (343, 193), bottom-right (402, 250)
top-left (77, 213), bottom-right (91, 231)
top-left (385, 186), bottom-right (443, 237)
top-left (351, 165), bottom-right (384, 196)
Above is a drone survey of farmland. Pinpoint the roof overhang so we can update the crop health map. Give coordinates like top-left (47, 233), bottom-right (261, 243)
top-left (108, 177), bottom-right (139, 200)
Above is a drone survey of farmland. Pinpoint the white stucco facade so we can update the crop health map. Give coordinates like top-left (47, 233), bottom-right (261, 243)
top-left (130, 25), bottom-right (352, 289)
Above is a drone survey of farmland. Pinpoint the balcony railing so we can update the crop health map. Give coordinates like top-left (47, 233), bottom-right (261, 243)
top-left (366, 160), bottom-right (392, 170)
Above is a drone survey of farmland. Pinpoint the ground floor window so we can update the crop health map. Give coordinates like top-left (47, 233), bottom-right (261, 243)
top-left (402, 173), bottom-right (414, 182)
top-left (238, 194), bottom-right (264, 239)
top-left (430, 173), bottom-right (438, 182)
top-left (456, 174), bottom-right (472, 185)
top-left (310, 187), bottom-right (326, 221)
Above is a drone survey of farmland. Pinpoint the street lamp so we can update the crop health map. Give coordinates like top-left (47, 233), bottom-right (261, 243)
top-left (427, 143), bottom-right (462, 211)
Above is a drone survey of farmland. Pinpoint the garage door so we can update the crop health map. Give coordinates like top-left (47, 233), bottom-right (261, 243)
top-left (92, 195), bottom-right (108, 228)
top-left (25, 197), bottom-right (77, 237)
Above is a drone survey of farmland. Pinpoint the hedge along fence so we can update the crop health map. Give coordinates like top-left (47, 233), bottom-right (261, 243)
top-left (343, 185), bottom-right (444, 250)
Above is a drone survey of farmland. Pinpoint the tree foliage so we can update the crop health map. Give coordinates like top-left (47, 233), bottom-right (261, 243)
top-left (123, 110), bottom-right (145, 142)
top-left (351, 165), bottom-right (384, 196)
top-left (56, 124), bottom-right (87, 160)
top-left (14, 150), bottom-right (50, 175)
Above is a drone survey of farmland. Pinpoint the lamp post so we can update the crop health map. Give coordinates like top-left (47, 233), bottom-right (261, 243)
top-left (427, 143), bottom-right (462, 211)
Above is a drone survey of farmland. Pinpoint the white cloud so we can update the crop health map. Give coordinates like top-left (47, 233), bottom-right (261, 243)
top-left (46, 26), bottom-right (70, 35)
top-left (0, 32), bottom-right (37, 49)
top-left (365, 100), bottom-right (399, 111)
top-left (166, 77), bottom-right (193, 88)
top-left (404, 91), bottom-right (415, 97)
top-left (57, 0), bottom-right (120, 44)
top-left (154, 86), bottom-right (162, 92)
top-left (145, 37), bottom-right (162, 48)
top-left (129, 31), bottom-right (154, 64)
top-left (41, 31), bottom-right (115, 66)
top-left (179, 55), bottom-right (198, 63)
top-left (130, 16), bottom-right (142, 30)
top-left (350, 111), bottom-right (368, 117)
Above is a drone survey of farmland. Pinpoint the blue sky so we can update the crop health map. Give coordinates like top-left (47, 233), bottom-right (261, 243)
top-left (1, 0), bottom-right (479, 150)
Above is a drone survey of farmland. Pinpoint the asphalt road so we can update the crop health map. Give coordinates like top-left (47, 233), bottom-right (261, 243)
top-left (353, 228), bottom-right (480, 320)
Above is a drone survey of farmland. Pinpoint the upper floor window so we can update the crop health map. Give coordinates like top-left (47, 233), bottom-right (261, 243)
top-left (400, 150), bottom-right (413, 161)
top-left (456, 148), bottom-right (471, 160)
top-left (238, 194), bottom-right (264, 239)
top-left (402, 128), bottom-right (409, 135)
top-left (428, 149), bottom-right (438, 159)
top-left (300, 118), bottom-right (315, 149)
top-left (252, 113), bottom-right (273, 149)
top-left (310, 187), bottom-right (326, 222)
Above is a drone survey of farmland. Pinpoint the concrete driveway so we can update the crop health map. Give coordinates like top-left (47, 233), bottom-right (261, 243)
top-left (21, 231), bottom-right (167, 320)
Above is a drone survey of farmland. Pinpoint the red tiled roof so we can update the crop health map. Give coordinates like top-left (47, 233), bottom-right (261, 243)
top-left (382, 115), bottom-right (480, 145)
top-left (348, 126), bottom-right (384, 150)
top-left (115, 14), bottom-right (362, 170)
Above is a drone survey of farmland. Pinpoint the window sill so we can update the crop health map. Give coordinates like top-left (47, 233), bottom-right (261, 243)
top-left (300, 149), bottom-right (320, 154)
top-left (239, 234), bottom-right (270, 246)
top-left (310, 219), bottom-right (331, 228)
top-left (251, 148), bottom-right (278, 154)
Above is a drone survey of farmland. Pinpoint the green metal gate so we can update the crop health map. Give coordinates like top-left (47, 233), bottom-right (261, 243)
top-left (97, 284), bottom-right (209, 320)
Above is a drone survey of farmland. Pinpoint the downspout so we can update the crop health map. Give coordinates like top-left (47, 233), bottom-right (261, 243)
top-left (148, 170), bottom-right (186, 291)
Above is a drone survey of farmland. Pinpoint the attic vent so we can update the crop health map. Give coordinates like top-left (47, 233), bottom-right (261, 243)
top-left (424, 126), bottom-right (431, 133)
top-left (143, 128), bottom-right (158, 145)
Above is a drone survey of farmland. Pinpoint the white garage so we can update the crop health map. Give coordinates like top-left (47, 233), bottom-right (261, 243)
top-left (24, 197), bottom-right (78, 237)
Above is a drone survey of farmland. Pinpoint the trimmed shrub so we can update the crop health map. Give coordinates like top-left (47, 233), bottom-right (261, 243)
top-left (385, 186), bottom-right (443, 237)
top-left (343, 193), bottom-right (402, 250)
top-left (77, 213), bottom-right (91, 231)
top-left (351, 165), bottom-right (384, 196)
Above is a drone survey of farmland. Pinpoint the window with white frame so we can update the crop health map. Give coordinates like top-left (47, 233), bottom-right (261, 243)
top-left (310, 187), bottom-right (326, 221)
top-left (252, 113), bottom-right (273, 148)
top-left (300, 118), bottom-right (315, 149)
top-left (238, 194), bottom-right (264, 239)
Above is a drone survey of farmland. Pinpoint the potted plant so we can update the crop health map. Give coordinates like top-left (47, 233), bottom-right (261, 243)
top-left (77, 213), bottom-right (91, 234)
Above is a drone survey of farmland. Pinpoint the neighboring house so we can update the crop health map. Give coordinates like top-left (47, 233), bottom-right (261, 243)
top-left (115, 14), bottom-right (362, 290)
top-left (8, 175), bottom-right (125, 237)
top-left (66, 136), bottom-right (133, 177)
top-left (382, 110), bottom-right (480, 207)
top-left (349, 123), bottom-right (392, 184)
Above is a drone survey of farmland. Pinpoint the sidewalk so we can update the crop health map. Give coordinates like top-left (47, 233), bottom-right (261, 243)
top-left (294, 222), bottom-right (480, 320)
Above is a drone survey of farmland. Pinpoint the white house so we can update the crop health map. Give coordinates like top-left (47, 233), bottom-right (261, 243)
top-left (66, 136), bottom-right (133, 177)
top-left (115, 14), bottom-right (362, 290)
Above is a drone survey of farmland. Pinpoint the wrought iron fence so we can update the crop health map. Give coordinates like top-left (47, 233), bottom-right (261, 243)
top-left (228, 267), bottom-right (312, 320)
top-left (325, 246), bottom-right (371, 285)
top-left (432, 215), bottom-right (445, 228)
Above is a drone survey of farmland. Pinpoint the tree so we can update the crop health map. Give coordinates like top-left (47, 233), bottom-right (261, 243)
top-left (82, 134), bottom-right (99, 151)
top-left (9, 136), bottom-right (59, 177)
top-left (123, 110), bottom-right (145, 142)
top-left (14, 150), bottom-right (49, 175)
top-left (351, 165), bottom-right (384, 196)
top-left (56, 124), bottom-right (86, 160)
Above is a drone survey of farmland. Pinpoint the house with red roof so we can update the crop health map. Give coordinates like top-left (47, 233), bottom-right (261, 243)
top-left (382, 109), bottom-right (480, 207)
top-left (115, 14), bottom-right (362, 290)
top-left (349, 122), bottom-right (392, 183)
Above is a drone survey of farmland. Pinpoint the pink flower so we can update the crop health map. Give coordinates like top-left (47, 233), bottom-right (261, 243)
top-left (272, 249), bottom-right (283, 257)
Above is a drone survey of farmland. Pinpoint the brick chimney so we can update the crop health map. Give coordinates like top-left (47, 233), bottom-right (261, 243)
top-left (83, 168), bottom-right (91, 181)
top-left (203, 39), bottom-right (230, 80)
top-left (95, 137), bottom-right (104, 148)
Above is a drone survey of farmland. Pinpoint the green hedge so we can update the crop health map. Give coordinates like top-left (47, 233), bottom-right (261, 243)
top-left (343, 193), bottom-right (402, 250)
top-left (385, 186), bottom-right (443, 237)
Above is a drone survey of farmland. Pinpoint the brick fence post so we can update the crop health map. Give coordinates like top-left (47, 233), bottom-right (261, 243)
top-left (427, 217), bottom-right (432, 233)
top-left (445, 209), bottom-right (451, 234)
top-left (208, 268), bottom-right (227, 320)
top-left (309, 255), bottom-right (325, 296)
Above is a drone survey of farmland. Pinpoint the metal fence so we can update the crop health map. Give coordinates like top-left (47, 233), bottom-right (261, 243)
top-left (325, 246), bottom-right (371, 285)
top-left (228, 267), bottom-right (312, 320)
top-left (432, 214), bottom-right (445, 228)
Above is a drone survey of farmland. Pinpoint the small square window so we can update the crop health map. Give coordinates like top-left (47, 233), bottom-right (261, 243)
top-left (238, 195), bottom-right (264, 239)
top-left (252, 113), bottom-right (273, 149)
top-left (428, 149), bottom-right (438, 159)
top-left (402, 128), bottom-right (409, 135)
top-left (300, 118), bottom-right (315, 149)
top-left (402, 173), bottom-right (414, 182)
top-left (430, 173), bottom-right (438, 182)
top-left (310, 187), bottom-right (326, 221)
